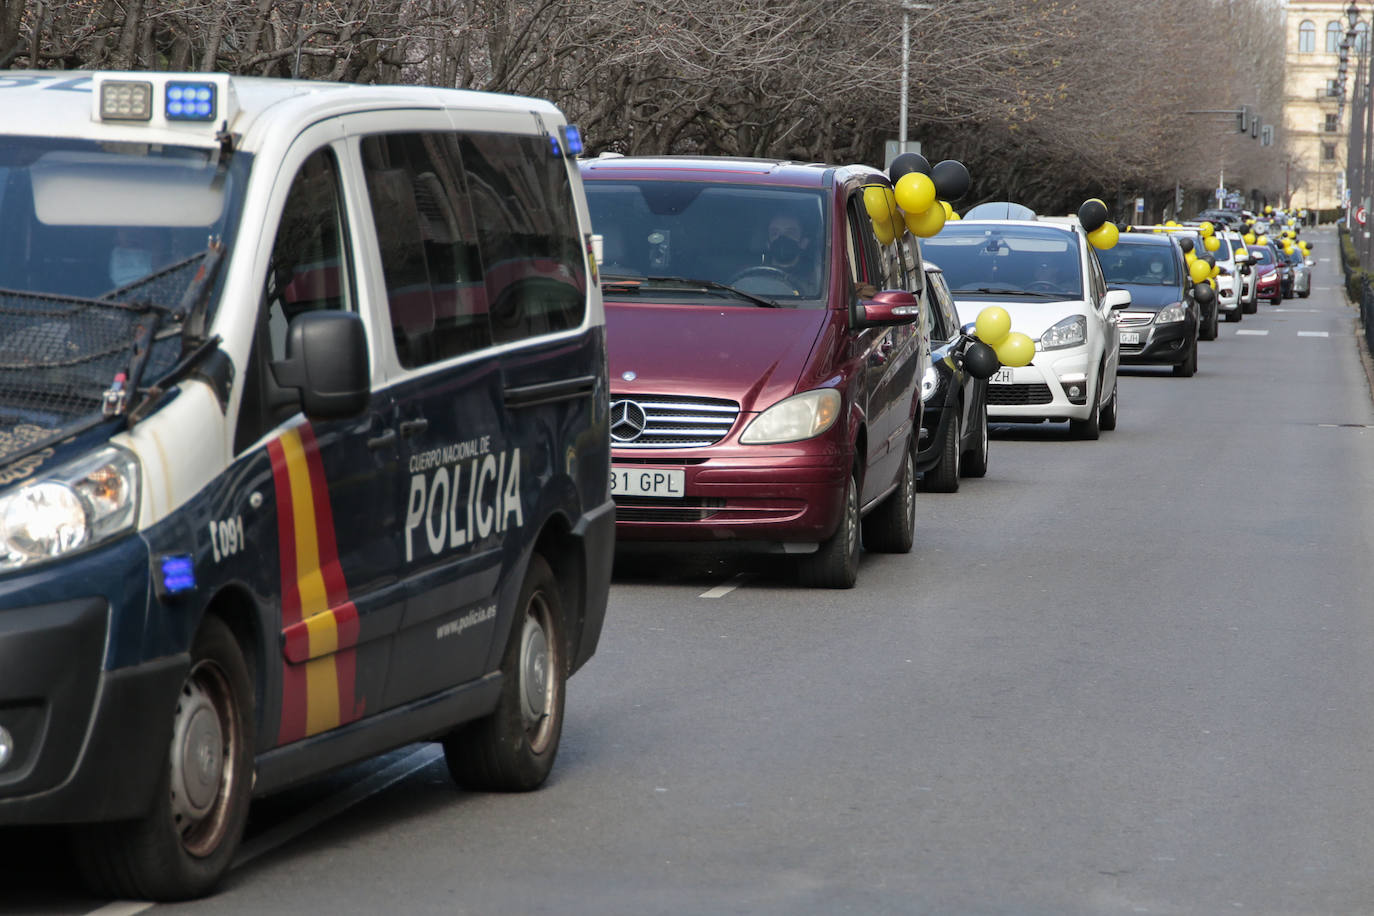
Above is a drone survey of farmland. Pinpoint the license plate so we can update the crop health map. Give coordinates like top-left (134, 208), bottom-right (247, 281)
top-left (611, 467), bottom-right (685, 498)
top-left (991, 366), bottom-right (1015, 384)
top-left (1119, 331), bottom-right (1141, 345)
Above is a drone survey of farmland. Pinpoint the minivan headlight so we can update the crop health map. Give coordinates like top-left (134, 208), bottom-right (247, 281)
top-left (740, 389), bottom-right (842, 444)
top-left (920, 366), bottom-right (941, 402)
top-left (1155, 303), bottom-right (1187, 324)
top-left (1039, 314), bottom-right (1086, 351)
top-left (0, 446), bottom-right (140, 571)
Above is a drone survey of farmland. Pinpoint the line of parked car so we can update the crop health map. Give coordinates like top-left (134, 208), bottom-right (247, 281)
top-left (583, 151), bottom-right (1316, 590)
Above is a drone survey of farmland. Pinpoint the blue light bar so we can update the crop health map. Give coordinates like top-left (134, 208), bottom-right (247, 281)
top-left (160, 554), bottom-right (196, 594)
top-left (561, 125), bottom-right (584, 156)
top-left (165, 82), bottom-right (217, 122)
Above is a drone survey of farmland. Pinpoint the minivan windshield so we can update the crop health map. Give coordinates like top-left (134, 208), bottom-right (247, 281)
top-left (0, 136), bottom-right (251, 431)
top-left (921, 224), bottom-right (1084, 299)
top-left (1098, 241), bottom-right (1179, 286)
top-left (584, 181), bottom-right (829, 307)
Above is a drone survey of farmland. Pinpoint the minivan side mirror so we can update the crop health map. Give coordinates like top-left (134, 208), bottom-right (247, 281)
top-left (855, 289), bottom-right (921, 328)
top-left (270, 311), bottom-right (371, 419)
top-left (1103, 288), bottom-right (1132, 310)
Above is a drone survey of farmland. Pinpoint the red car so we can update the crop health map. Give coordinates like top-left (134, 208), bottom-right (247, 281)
top-left (581, 156), bottom-right (930, 588)
top-left (1250, 243), bottom-right (1282, 305)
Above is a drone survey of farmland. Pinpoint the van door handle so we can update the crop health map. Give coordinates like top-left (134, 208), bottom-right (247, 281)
top-left (367, 429), bottom-right (397, 450)
top-left (400, 418), bottom-right (429, 438)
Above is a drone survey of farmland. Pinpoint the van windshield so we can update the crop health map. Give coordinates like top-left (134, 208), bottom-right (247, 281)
top-left (0, 136), bottom-right (251, 447)
top-left (1098, 242), bottom-right (1179, 286)
top-left (921, 224), bottom-right (1084, 299)
top-left (584, 181), bottom-right (829, 307)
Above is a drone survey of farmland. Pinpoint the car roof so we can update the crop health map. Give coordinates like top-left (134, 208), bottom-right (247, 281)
top-left (1112, 232), bottom-right (1174, 246)
top-left (579, 154), bottom-right (875, 189)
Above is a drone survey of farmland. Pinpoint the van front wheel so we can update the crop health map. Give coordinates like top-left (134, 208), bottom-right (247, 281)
top-left (444, 554), bottom-right (566, 791)
top-left (73, 616), bottom-right (254, 901)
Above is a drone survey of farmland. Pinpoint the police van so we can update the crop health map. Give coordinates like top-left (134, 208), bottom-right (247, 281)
top-left (0, 71), bottom-right (613, 899)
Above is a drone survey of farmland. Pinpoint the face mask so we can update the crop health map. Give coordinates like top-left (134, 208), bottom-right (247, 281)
top-left (109, 247), bottom-right (152, 287)
top-left (768, 236), bottom-right (801, 265)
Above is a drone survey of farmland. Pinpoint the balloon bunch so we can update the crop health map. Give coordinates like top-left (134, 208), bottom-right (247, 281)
top-left (1199, 221), bottom-right (1222, 253)
top-left (885, 153), bottom-right (971, 240)
top-left (973, 305), bottom-right (1035, 368)
top-left (1076, 199), bottom-right (1119, 250)
top-left (1179, 233), bottom-right (1220, 305)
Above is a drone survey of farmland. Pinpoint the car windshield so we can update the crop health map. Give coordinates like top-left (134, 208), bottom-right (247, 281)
top-left (1203, 235), bottom-right (1233, 259)
top-left (584, 180), bottom-right (829, 307)
top-left (1098, 242), bottom-right (1178, 286)
top-left (921, 224), bottom-right (1084, 299)
top-left (1251, 246), bottom-right (1275, 264)
top-left (0, 136), bottom-right (251, 432)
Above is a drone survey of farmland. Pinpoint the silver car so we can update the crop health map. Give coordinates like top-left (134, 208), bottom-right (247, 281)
top-left (1284, 248), bottom-right (1312, 298)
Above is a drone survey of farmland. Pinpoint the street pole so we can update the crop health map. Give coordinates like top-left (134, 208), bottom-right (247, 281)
top-left (899, 7), bottom-right (908, 152)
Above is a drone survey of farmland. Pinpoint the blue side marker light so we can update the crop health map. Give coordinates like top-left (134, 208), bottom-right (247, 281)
top-left (160, 554), bottom-right (196, 594)
top-left (165, 82), bottom-right (217, 122)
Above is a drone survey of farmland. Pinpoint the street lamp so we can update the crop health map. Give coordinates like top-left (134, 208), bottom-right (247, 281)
top-left (898, 3), bottom-right (934, 156)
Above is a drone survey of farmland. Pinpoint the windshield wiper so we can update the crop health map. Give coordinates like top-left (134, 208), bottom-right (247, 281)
top-left (603, 273), bottom-right (780, 308)
top-left (957, 287), bottom-right (1065, 298)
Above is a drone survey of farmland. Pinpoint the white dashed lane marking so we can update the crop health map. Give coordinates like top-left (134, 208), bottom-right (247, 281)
top-left (1236, 329), bottom-right (1269, 336)
top-left (701, 573), bottom-right (750, 599)
top-left (1297, 331), bottom-right (1330, 337)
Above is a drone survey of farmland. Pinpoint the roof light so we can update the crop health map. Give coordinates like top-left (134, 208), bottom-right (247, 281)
top-left (165, 81), bottom-right (217, 122)
top-left (99, 80), bottom-right (154, 121)
top-left (560, 124), bottom-right (584, 157)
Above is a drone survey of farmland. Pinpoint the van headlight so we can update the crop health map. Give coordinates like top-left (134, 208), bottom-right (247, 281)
top-left (0, 446), bottom-right (140, 570)
top-left (920, 366), bottom-right (941, 402)
top-left (740, 389), bottom-right (842, 444)
top-left (1039, 314), bottom-right (1086, 351)
top-left (1155, 303), bottom-right (1187, 324)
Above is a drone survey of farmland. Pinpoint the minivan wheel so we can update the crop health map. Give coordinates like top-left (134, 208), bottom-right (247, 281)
top-left (799, 472), bottom-right (860, 588)
top-left (961, 400), bottom-right (989, 478)
top-left (444, 554), bottom-right (566, 791)
top-left (1099, 378), bottom-right (1119, 431)
top-left (73, 616), bottom-right (254, 902)
top-left (920, 412), bottom-right (960, 493)
top-left (1068, 375), bottom-right (1102, 440)
top-left (863, 443), bottom-right (915, 553)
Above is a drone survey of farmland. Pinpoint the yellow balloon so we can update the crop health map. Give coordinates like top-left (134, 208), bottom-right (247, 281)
top-left (1199, 221), bottom-right (1214, 237)
top-left (1209, 264), bottom-right (1219, 279)
top-left (873, 216), bottom-right (896, 247)
top-left (1257, 235), bottom-right (1268, 246)
top-left (1165, 219), bottom-right (1179, 227)
top-left (1282, 243), bottom-right (1294, 255)
top-left (1189, 259), bottom-right (1210, 284)
top-left (894, 172), bottom-right (937, 215)
top-left (947, 209), bottom-right (961, 221)
top-left (863, 187), bottom-right (890, 222)
top-left (1265, 205), bottom-right (1273, 214)
top-left (1088, 222), bottom-right (1119, 250)
top-left (975, 306), bottom-right (1012, 347)
top-left (1243, 232), bottom-right (1256, 245)
top-left (940, 200), bottom-right (954, 219)
top-left (905, 202), bottom-right (946, 237)
top-left (995, 332), bottom-right (1036, 368)
top-left (1235, 247), bottom-right (1248, 260)
top-left (1203, 235), bottom-right (1220, 252)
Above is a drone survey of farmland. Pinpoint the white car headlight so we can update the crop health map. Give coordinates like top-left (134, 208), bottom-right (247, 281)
top-left (1155, 303), bottom-right (1187, 324)
top-left (740, 389), bottom-right (842, 444)
top-left (1039, 314), bottom-right (1086, 351)
top-left (0, 446), bottom-right (140, 570)
top-left (920, 366), bottom-right (940, 402)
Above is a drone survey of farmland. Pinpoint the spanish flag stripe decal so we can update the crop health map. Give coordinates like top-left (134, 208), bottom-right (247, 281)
top-left (269, 424), bottom-right (361, 744)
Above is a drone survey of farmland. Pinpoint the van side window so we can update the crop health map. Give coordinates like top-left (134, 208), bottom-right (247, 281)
top-left (458, 134), bottom-right (586, 343)
top-left (361, 133), bottom-right (492, 368)
top-left (235, 147), bottom-right (355, 453)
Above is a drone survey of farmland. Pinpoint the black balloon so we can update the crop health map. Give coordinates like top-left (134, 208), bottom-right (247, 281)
top-left (1193, 282), bottom-right (1215, 305)
top-left (962, 341), bottom-right (1001, 380)
top-left (889, 152), bottom-right (932, 183)
top-left (931, 160), bottom-right (972, 202)
top-left (1178, 237), bottom-right (1194, 253)
top-left (1202, 253), bottom-right (1216, 267)
top-left (1077, 199), bottom-right (1109, 233)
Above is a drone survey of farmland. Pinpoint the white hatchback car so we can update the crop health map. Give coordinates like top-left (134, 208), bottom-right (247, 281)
top-left (922, 216), bottom-right (1126, 439)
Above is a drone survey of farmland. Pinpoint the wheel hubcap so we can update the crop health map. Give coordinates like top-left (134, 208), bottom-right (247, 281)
top-left (518, 593), bottom-right (559, 753)
top-left (168, 659), bottom-right (239, 858)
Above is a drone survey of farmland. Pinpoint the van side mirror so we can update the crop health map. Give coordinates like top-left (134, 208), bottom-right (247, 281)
top-left (855, 289), bottom-right (921, 328)
top-left (1103, 288), bottom-right (1132, 310)
top-left (270, 311), bottom-right (370, 419)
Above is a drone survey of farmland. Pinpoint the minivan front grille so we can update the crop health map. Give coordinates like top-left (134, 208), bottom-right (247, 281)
top-left (988, 383), bottom-right (1053, 406)
top-left (610, 394), bottom-right (739, 448)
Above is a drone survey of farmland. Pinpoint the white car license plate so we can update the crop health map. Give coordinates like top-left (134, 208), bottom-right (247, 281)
top-left (991, 366), bottom-right (1015, 384)
top-left (611, 467), bottom-right (685, 498)
top-left (1119, 331), bottom-right (1141, 345)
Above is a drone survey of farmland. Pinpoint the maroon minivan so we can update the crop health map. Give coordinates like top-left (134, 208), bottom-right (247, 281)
top-left (581, 156), bottom-right (930, 588)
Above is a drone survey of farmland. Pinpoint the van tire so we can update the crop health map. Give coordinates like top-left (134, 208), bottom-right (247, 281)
top-left (799, 472), bottom-right (860, 588)
top-left (864, 442), bottom-right (916, 552)
top-left (73, 616), bottom-right (254, 901)
top-left (444, 554), bottom-right (566, 792)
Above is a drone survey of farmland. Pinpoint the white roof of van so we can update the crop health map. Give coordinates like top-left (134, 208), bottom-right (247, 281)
top-left (0, 71), bottom-right (565, 151)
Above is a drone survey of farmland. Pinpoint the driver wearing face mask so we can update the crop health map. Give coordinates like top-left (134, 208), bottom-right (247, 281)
top-left (763, 213), bottom-right (819, 294)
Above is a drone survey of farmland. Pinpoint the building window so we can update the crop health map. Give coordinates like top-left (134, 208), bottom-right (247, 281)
top-left (1300, 20), bottom-right (1316, 52)
top-left (1326, 113), bottom-right (1340, 132)
top-left (1323, 143), bottom-right (1337, 162)
top-left (1328, 20), bottom-right (1343, 52)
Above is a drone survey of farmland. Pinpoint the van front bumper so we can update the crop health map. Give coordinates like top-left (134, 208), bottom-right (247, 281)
top-left (0, 597), bottom-right (186, 824)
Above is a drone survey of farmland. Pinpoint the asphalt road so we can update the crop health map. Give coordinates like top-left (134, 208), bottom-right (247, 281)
top-left (7, 228), bottom-right (1374, 915)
